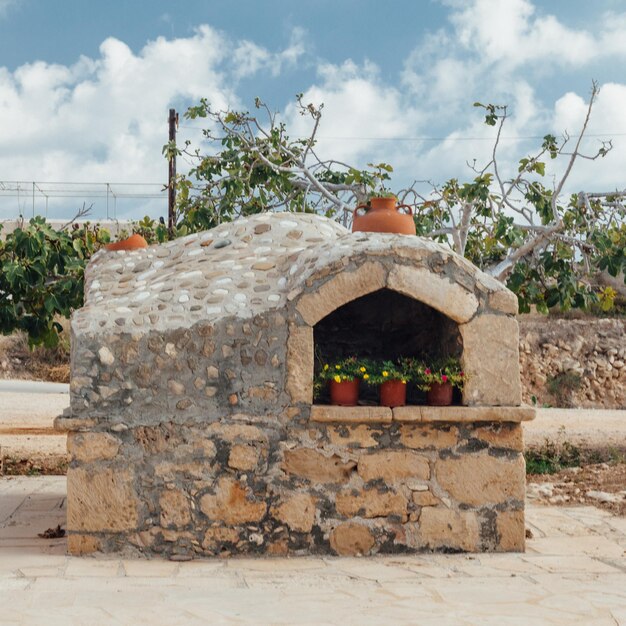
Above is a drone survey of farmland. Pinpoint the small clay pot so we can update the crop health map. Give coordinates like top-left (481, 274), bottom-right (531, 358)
top-left (105, 233), bottom-right (148, 251)
top-left (427, 382), bottom-right (454, 406)
top-left (379, 380), bottom-right (407, 407)
top-left (329, 379), bottom-right (360, 406)
top-left (352, 197), bottom-right (416, 235)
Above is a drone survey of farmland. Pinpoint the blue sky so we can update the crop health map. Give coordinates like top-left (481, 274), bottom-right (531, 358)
top-left (1, 0), bottom-right (626, 220)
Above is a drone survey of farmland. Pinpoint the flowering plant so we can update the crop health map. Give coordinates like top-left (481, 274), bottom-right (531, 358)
top-left (363, 359), bottom-right (411, 386)
top-left (416, 357), bottom-right (465, 391)
top-left (316, 356), bottom-right (369, 385)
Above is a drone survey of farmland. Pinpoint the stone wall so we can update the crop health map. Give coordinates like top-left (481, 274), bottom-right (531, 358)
top-left (519, 318), bottom-right (626, 409)
top-left (60, 212), bottom-right (532, 557)
top-left (66, 414), bottom-right (527, 557)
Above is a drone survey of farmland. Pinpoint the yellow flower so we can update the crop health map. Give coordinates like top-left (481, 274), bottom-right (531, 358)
top-left (382, 371), bottom-right (388, 377)
top-left (335, 365), bottom-right (341, 370)
top-left (323, 364), bottom-right (329, 371)
top-left (333, 375), bottom-right (341, 383)
top-left (363, 374), bottom-right (370, 380)
top-left (359, 366), bottom-right (366, 372)
top-left (402, 380), bottom-right (407, 384)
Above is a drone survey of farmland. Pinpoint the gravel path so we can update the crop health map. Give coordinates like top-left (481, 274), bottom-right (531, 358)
top-left (524, 408), bottom-right (626, 450)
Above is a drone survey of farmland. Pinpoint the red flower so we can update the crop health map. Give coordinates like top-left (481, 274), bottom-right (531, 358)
top-left (441, 374), bottom-right (448, 383)
top-left (425, 368), bottom-right (431, 375)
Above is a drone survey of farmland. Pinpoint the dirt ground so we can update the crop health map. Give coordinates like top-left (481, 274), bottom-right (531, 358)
top-left (0, 455), bottom-right (68, 476)
top-left (527, 462), bottom-right (626, 516)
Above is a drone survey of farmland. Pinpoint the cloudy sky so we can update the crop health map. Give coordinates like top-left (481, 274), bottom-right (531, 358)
top-left (1, 0), bottom-right (625, 220)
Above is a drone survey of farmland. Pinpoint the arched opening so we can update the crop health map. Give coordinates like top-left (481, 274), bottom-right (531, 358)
top-left (313, 288), bottom-right (462, 404)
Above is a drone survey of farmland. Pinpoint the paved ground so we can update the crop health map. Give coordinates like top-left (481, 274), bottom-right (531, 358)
top-left (0, 476), bottom-right (625, 625)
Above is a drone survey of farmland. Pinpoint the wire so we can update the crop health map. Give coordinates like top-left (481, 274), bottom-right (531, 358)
top-left (177, 124), bottom-right (624, 142)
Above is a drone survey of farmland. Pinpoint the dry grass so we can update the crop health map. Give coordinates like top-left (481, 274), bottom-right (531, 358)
top-left (0, 329), bottom-right (70, 383)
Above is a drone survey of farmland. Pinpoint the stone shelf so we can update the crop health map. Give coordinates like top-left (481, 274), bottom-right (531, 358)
top-left (53, 410), bottom-right (98, 432)
top-left (309, 406), bottom-right (393, 424)
top-left (310, 404), bottom-right (535, 424)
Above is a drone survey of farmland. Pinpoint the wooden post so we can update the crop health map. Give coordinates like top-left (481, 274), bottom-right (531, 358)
top-left (168, 108), bottom-right (178, 235)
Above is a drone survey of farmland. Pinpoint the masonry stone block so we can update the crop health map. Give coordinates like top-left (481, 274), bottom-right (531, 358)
top-left (419, 508), bottom-right (481, 551)
top-left (199, 477), bottom-right (267, 525)
top-left (296, 261), bottom-right (387, 325)
top-left (387, 264), bottom-right (479, 323)
top-left (330, 522), bottom-right (375, 556)
top-left (67, 467), bottom-right (140, 533)
top-left (270, 493), bottom-right (317, 533)
top-left (335, 487), bottom-right (408, 520)
top-left (461, 314), bottom-right (522, 406)
top-left (67, 432), bottom-right (120, 463)
top-left (357, 450), bottom-right (430, 483)
top-left (286, 324), bottom-right (313, 404)
top-left (435, 453), bottom-right (526, 507)
top-left (282, 448), bottom-right (356, 484)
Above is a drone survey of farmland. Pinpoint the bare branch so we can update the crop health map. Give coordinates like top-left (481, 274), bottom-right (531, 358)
top-left (59, 203), bottom-right (92, 230)
top-left (551, 81), bottom-right (600, 223)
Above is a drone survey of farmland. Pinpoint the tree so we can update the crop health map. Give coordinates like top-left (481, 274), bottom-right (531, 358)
top-left (0, 214), bottom-right (109, 346)
top-left (168, 83), bottom-right (625, 313)
top-left (0, 207), bottom-right (189, 346)
top-left (3, 85), bottom-right (624, 348)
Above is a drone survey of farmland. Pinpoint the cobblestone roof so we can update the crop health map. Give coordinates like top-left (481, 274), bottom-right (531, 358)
top-left (74, 212), bottom-right (511, 335)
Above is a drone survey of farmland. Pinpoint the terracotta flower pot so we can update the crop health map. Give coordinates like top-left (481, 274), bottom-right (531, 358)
top-left (379, 380), bottom-right (407, 407)
top-left (427, 382), bottom-right (454, 406)
top-left (352, 197), bottom-right (416, 235)
top-left (105, 233), bottom-right (148, 251)
top-left (329, 379), bottom-right (360, 406)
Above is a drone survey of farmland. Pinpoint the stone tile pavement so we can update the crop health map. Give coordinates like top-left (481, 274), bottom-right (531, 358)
top-left (1, 476), bottom-right (625, 626)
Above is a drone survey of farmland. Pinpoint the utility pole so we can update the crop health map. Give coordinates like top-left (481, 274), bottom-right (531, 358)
top-left (168, 108), bottom-right (178, 235)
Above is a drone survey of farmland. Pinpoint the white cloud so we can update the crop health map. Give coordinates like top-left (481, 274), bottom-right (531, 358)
top-left (392, 0), bottom-right (626, 192)
top-left (231, 27), bottom-right (305, 80)
top-left (549, 83), bottom-right (626, 191)
top-left (0, 25), bottom-right (306, 218)
top-left (1, 1), bottom-right (626, 221)
top-left (283, 60), bottom-right (423, 167)
top-left (450, 0), bottom-right (596, 68)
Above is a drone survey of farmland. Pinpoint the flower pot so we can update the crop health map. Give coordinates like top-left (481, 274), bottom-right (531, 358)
top-left (379, 379), bottom-right (407, 407)
top-left (106, 233), bottom-right (148, 251)
top-left (352, 197), bottom-right (416, 235)
top-left (329, 378), bottom-right (360, 406)
top-left (427, 382), bottom-right (454, 406)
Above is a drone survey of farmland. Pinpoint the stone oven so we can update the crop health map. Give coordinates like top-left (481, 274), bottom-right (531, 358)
top-left (57, 212), bottom-right (534, 557)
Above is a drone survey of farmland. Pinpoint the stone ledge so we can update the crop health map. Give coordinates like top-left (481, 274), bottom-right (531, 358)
top-left (310, 405), bottom-right (535, 424)
top-left (53, 414), bottom-right (98, 432)
top-left (394, 406), bottom-right (535, 423)
top-left (310, 406), bottom-right (392, 423)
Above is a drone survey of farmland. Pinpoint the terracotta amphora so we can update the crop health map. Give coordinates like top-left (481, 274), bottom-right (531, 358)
top-left (105, 233), bottom-right (148, 251)
top-left (352, 197), bottom-right (416, 235)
